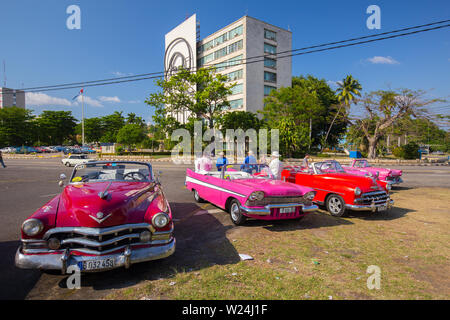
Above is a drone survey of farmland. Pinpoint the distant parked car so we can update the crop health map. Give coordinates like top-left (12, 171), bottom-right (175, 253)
top-left (343, 159), bottom-right (403, 187)
top-left (61, 154), bottom-right (95, 167)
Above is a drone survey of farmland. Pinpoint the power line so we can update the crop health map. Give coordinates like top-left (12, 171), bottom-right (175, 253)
top-left (3, 19), bottom-right (450, 94)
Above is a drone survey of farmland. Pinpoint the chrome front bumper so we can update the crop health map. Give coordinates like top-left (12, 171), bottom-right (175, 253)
top-left (345, 199), bottom-right (394, 212)
top-left (385, 177), bottom-right (403, 185)
top-left (15, 239), bottom-right (175, 274)
top-left (240, 203), bottom-right (318, 216)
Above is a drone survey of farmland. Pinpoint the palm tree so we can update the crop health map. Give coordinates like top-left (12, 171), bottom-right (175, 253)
top-left (323, 75), bottom-right (362, 149)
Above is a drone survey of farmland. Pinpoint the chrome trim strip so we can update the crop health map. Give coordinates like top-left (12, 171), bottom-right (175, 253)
top-left (240, 203), bottom-right (318, 216)
top-left (185, 176), bottom-right (247, 198)
top-left (313, 188), bottom-right (344, 196)
top-left (21, 238), bottom-right (173, 255)
top-left (346, 199), bottom-right (394, 212)
top-left (43, 223), bottom-right (153, 239)
top-left (60, 233), bottom-right (141, 247)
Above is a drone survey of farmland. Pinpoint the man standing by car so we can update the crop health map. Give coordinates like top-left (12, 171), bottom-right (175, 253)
top-left (269, 151), bottom-right (282, 179)
top-left (0, 150), bottom-right (6, 168)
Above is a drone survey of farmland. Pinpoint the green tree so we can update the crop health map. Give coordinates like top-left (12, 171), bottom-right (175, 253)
top-left (217, 111), bottom-right (262, 131)
top-left (260, 85), bottom-right (323, 157)
top-left (292, 75), bottom-right (346, 149)
top-left (36, 110), bottom-right (77, 145)
top-left (146, 67), bottom-right (234, 129)
top-left (324, 75), bottom-right (362, 148)
top-left (116, 124), bottom-right (146, 151)
top-left (0, 107), bottom-right (36, 147)
top-left (99, 111), bottom-right (125, 142)
top-left (355, 89), bottom-right (440, 159)
top-left (75, 117), bottom-right (103, 143)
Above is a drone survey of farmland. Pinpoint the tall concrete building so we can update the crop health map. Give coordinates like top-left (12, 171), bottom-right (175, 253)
top-left (164, 15), bottom-right (292, 122)
top-left (0, 87), bottom-right (25, 109)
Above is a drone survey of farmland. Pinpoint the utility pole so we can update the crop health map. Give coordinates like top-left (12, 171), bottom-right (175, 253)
top-left (81, 89), bottom-right (85, 146)
top-left (309, 118), bottom-right (312, 150)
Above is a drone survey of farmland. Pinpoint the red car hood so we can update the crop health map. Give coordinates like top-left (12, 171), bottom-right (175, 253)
top-left (232, 178), bottom-right (313, 196)
top-left (57, 181), bottom-right (155, 227)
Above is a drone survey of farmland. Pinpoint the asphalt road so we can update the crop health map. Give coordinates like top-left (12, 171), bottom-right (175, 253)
top-left (0, 158), bottom-right (449, 299)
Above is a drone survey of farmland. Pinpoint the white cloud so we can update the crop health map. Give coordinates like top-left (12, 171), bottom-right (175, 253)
top-left (98, 96), bottom-right (121, 103)
top-left (74, 95), bottom-right (103, 107)
top-left (26, 92), bottom-right (73, 107)
top-left (111, 71), bottom-right (133, 77)
top-left (367, 56), bottom-right (399, 64)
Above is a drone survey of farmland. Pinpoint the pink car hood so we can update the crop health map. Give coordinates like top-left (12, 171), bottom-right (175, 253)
top-left (231, 178), bottom-right (313, 196)
top-left (56, 181), bottom-right (157, 227)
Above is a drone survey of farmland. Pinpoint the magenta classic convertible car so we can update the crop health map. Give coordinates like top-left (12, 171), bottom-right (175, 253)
top-left (185, 163), bottom-right (318, 225)
top-left (343, 159), bottom-right (403, 187)
top-left (15, 161), bottom-right (175, 273)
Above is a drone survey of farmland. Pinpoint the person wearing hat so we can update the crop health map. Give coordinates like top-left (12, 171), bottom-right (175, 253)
top-left (0, 150), bottom-right (6, 168)
top-left (269, 151), bottom-right (283, 179)
top-left (216, 151), bottom-right (228, 171)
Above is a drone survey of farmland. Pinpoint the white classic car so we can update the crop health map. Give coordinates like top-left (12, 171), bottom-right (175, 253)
top-left (61, 154), bottom-right (95, 167)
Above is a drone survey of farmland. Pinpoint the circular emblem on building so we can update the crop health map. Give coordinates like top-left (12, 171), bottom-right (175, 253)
top-left (164, 37), bottom-right (194, 80)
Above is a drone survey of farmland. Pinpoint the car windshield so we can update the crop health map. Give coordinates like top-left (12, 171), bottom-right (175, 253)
top-left (314, 161), bottom-right (345, 174)
top-left (71, 162), bottom-right (152, 183)
top-left (355, 160), bottom-right (369, 168)
top-left (221, 164), bottom-right (275, 180)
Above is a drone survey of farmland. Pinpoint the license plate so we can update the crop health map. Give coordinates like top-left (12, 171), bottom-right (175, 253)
top-left (377, 205), bottom-right (387, 212)
top-left (280, 207), bottom-right (296, 214)
top-left (79, 258), bottom-right (115, 271)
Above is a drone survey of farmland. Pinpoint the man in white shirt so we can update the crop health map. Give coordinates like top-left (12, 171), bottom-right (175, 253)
top-left (269, 151), bottom-right (283, 179)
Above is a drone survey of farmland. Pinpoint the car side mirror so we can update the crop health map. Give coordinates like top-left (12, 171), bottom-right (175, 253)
top-left (156, 171), bottom-right (162, 185)
top-left (59, 173), bottom-right (67, 187)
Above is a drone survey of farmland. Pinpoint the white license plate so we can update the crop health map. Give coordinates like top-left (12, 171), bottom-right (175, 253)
top-left (79, 258), bottom-right (115, 271)
top-left (377, 205), bottom-right (387, 212)
top-left (280, 207), bottom-right (296, 214)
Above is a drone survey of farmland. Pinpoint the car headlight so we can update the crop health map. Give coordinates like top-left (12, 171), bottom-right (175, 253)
top-left (386, 184), bottom-right (391, 191)
top-left (152, 212), bottom-right (170, 228)
top-left (249, 191), bottom-right (264, 201)
top-left (354, 187), bottom-right (362, 196)
top-left (22, 219), bottom-right (44, 236)
top-left (303, 191), bottom-right (316, 201)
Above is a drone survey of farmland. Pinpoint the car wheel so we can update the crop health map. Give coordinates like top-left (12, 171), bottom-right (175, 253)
top-left (326, 194), bottom-right (346, 217)
top-left (229, 199), bottom-right (247, 225)
top-left (193, 189), bottom-right (204, 203)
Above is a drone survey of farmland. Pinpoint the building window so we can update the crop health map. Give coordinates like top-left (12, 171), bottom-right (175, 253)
top-left (264, 85), bottom-right (276, 96)
top-left (264, 43), bottom-right (276, 55)
top-left (214, 54), bottom-right (243, 71)
top-left (264, 71), bottom-right (277, 83)
top-left (229, 98), bottom-right (243, 109)
top-left (228, 25), bottom-right (243, 39)
top-left (264, 57), bottom-right (276, 69)
top-left (225, 69), bottom-right (243, 81)
top-left (214, 47), bottom-right (228, 60)
top-left (264, 29), bottom-right (277, 41)
top-left (230, 83), bottom-right (243, 95)
top-left (228, 40), bottom-right (243, 54)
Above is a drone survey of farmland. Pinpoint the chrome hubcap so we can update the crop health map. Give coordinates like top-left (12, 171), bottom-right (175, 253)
top-left (329, 197), bottom-right (342, 214)
top-left (231, 203), bottom-right (239, 221)
top-left (194, 190), bottom-right (199, 200)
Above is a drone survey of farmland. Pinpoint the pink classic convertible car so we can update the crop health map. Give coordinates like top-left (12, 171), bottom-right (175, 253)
top-left (343, 159), bottom-right (403, 187)
top-left (15, 161), bottom-right (175, 273)
top-left (185, 163), bottom-right (318, 225)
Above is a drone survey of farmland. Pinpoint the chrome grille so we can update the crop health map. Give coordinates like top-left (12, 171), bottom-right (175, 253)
top-left (356, 191), bottom-right (389, 205)
top-left (43, 223), bottom-right (153, 255)
top-left (246, 196), bottom-right (304, 207)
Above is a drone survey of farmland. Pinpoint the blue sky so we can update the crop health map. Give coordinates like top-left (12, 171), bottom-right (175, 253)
top-left (0, 0), bottom-right (449, 124)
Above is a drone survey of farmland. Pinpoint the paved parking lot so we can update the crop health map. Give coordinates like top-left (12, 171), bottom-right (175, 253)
top-left (0, 158), bottom-right (449, 299)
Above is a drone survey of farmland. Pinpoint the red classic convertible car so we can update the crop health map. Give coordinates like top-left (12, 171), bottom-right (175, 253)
top-left (15, 161), bottom-right (175, 273)
top-left (281, 160), bottom-right (394, 217)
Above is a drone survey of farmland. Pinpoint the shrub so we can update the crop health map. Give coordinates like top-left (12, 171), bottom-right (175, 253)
top-left (402, 142), bottom-right (420, 159)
